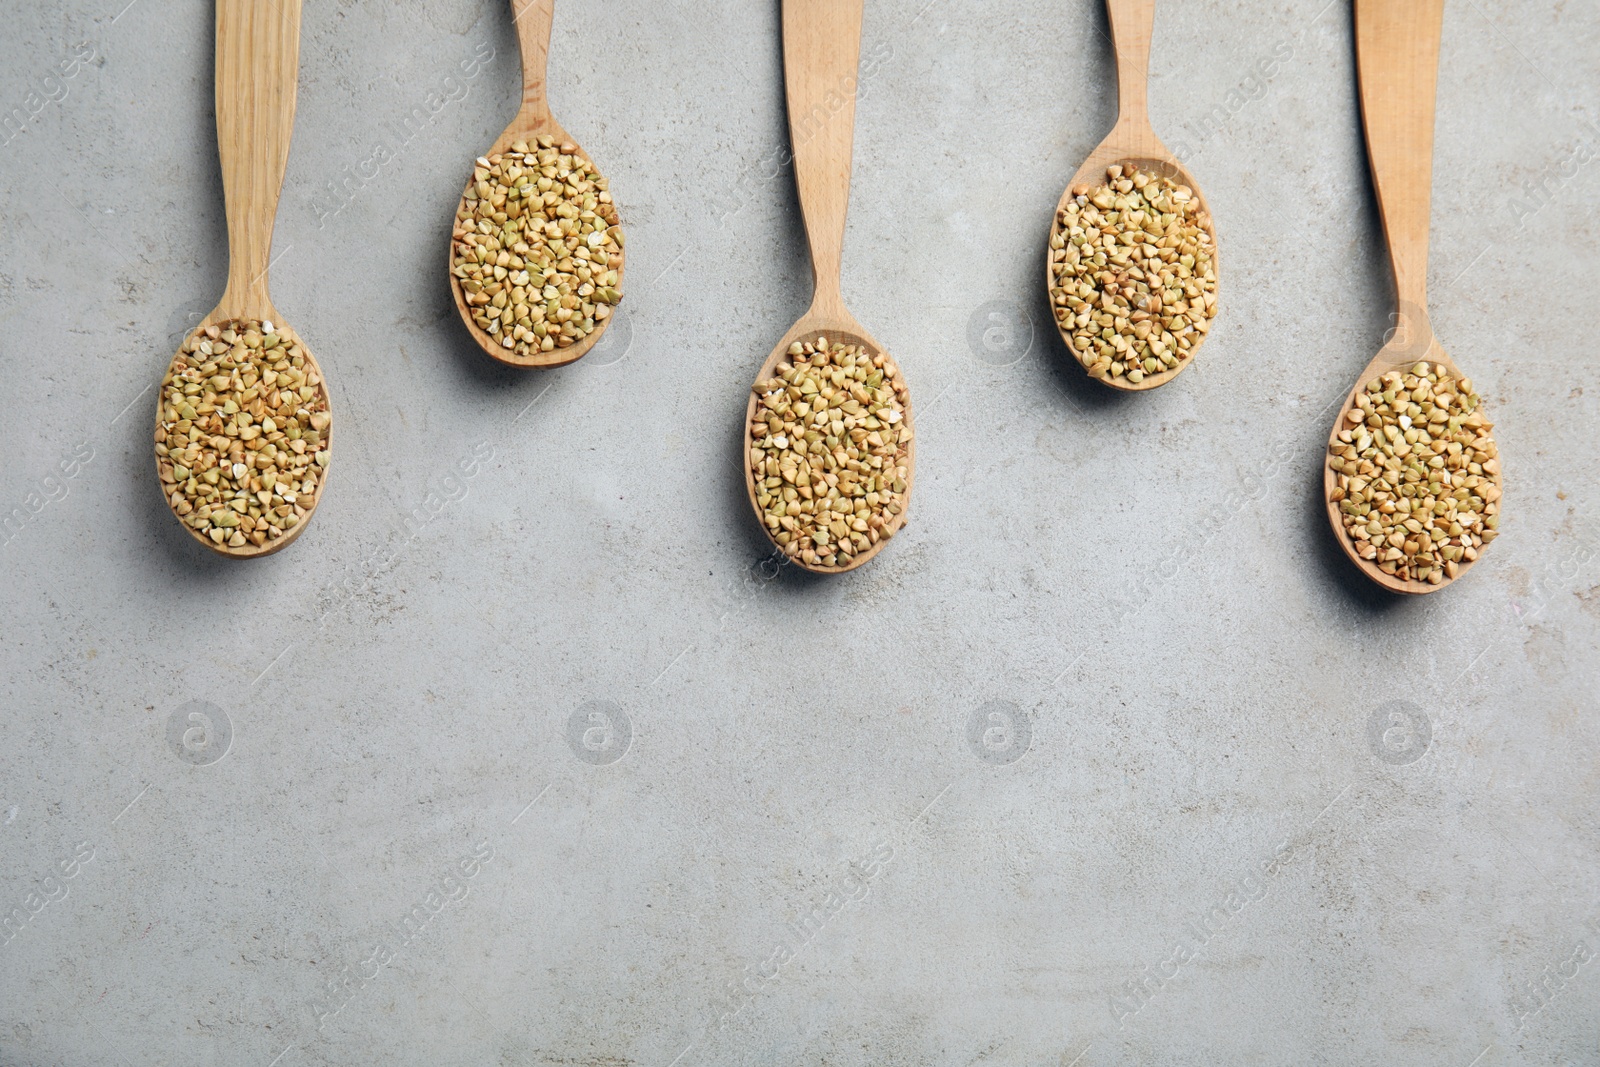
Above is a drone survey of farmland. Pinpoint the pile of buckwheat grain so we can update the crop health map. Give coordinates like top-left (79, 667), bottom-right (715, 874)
top-left (156, 320), bottom-right (329, 550)
top-left (451, 136), bottom-right (623, 357)
top-left (749, 337), bottom-right (911, 568)
top-left (1049, 164), bottom-right (1217, 384)
top-left (1328, 361), bottom-right (1500, 584)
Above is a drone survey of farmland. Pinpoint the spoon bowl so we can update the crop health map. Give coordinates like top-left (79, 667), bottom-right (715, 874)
top-left (1046, 0), bottom-right (1219, 392)
top-left (157, 314), bottom-right (331, 559)
top-left (448, 0), bottom-right (624, 369)
top-left (745, 313), bottom-right (915, 575)
top-left (155, 0), bottom-right (329, 559)
top-left (1324, 328), bottom-right (1499, 594)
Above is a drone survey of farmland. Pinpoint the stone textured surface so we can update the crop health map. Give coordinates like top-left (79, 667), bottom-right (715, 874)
top-left (2, 1), bottom-right (1598, 1064)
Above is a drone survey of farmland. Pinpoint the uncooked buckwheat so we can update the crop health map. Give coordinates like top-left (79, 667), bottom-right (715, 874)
top-left (156, 320), bottom-right (329, 550)
top-left (451, 136), bottom-right (623, 358)
top-left (749, 337), bottom-right (911, 569)
top-left (1049, 165), bottom-right (1217, 383)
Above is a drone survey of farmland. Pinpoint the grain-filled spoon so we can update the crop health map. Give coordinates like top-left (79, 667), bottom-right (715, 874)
top-left (1325, 0), bottom-right (1501, 593)
top-left (448, 0), bottom-right (625, 368)
top-left (744, 0), bottom-right (914, 575)
top-left (1045, 0), bottom-right (1219, 391)
top-left (154, 0), bottom-right (330, 559)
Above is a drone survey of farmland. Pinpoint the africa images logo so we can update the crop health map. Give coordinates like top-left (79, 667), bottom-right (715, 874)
top-left (967, 701), bottom-right (1032, 765)
top-left (565, 701), bottom-right (632, 766)
top-left (166, 700), bottom-right (232, 766)
top-left (1366, 700), bottom-right (1431, 766)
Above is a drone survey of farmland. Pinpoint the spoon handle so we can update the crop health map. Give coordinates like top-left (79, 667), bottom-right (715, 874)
top-left (510, 0), bottom-right (556, 126)
top-left (1105, 0), bottom-right (1155, 129)
top-left (1356, 0), bottom-right (1445, 323)
top-left (782, 0), bottom-right (864, 321)
top-left (214, 0), bottom-right (302, 321)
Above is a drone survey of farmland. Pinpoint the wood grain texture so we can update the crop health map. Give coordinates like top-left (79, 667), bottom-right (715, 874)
top-left (155, 0), bottom-right (329, 560)
top-left (1044, 0), bottom-right (1220, 392)
top-left (783, 0), bottom-right (861, 322)
top-left (447, 0), bottom-right (624, 369)
top-left (1357, 0), bottom-right (1443, 318)
top-left (212, 0), bottom-right (302, 325)
top-left (1108, 0), bottom-right (1155, 130)
top-left (510, 0), bottom-right (558, 132)
top-left (741, 0), bottom-right (915, 575)
top-left (1323, 0), bottom-right (1500, 594)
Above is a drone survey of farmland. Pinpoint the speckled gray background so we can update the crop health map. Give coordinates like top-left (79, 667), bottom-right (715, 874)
top-left (2, 0), bottom-right (1597, 1064)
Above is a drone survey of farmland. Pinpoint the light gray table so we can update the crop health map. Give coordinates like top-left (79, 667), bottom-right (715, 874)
top-left (2, 1), bottom-right (1597, 1064)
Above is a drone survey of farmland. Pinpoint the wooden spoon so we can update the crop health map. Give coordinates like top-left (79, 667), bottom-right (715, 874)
top-left (154, 0), bottom-right (329, 559)
top-left (1045, 0), bottom-right (1219, 391)
top-left (742, 0), bottom-right (915, 575)
top-left (1325, 0), bottom-right (1500, 594)
top-left (447, 0), bottom-right (624, 369)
